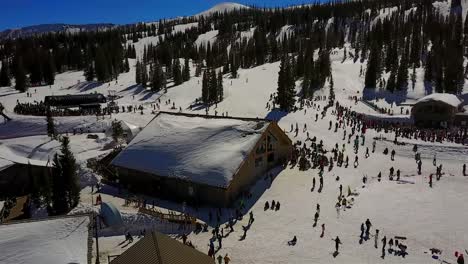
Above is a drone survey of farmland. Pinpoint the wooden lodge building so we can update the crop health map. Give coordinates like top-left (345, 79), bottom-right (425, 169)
top-left (411, 93), bottom-right (467, 128)
top-left (111, 112), bottom-right (292, 207)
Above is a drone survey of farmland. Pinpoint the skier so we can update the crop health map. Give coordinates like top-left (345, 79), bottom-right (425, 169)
top-left (339, 184), bottom-right (343, 197)
top-left (464, 164), bottom-right (467, 176)
top-left (311, 177), bottom-right (316, 192)
top-left (429, 174), bottom-right (433, 188)
top-left (391, 149), bottom-right (396, 161)
top-left (374, 229), bottom-right (379, 249)
top-left (456, 252), bottom-right (465, 264)
top-left (365, 219), bottom-right (372, 238)
top-left (365, 147), bottom-right (370, 158)
top-left (333, 236), bottom-right (342, 252)
top-left (396, 169), bottom-right (401, 181)
top-left (217, 255), bottom-right (223, 264)
top-left (418, 159), bottom-right (422, 175)
top-left (381, 236), bottom-right (387, 258)
top-left (360, 223), bottom-right (365, 238)
top-left (316, 203), bottom-right (320, 213)
top-left (320, 224), bottom-right (325, 238)
top-left (319, 175), bottom-right (324, 190)
top-left (433, 154), bottom-right (437, 166)
top-left (249, 211), bottom-right (254, 225)
top-left (372, 141), bottom-right (376, 153)
top-left (224, 254), bottom-right (231, 264)
top-left (276, 201), bottom-right (280, 211)
top-left (264, 201), bottom-right (270, 211)
top-left (271, 200), bottom-right (276, 210)
top-left (314, 211), bottom-right (319, 226)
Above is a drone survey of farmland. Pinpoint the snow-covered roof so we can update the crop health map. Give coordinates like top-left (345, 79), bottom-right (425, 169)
top-left (415, 93), bottom-right (462, 108)
top-left (112, 113), bottom-right (269, 188)
top-left (0, 215), bottom-right (90, 264)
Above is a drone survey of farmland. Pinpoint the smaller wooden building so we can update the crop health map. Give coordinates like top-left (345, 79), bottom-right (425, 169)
top-left (411, 93), bottom-right (463, 128)
top-left (0, 161), bottom-right (49, 199)
top-left (111, 112), bottom-right (292, 207)
top-left (110, 231), bottom-right (214, 264)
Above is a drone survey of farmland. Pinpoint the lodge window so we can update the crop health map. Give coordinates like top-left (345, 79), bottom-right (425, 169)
top-left (267, 153), bottom-right (275, 163)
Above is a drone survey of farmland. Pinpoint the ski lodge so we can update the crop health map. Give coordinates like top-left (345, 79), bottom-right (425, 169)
top-left (411, 93), bottom-right (466, 128)
top-left (111, 112), bottom-right (292, 207)
top-left (44, 93), bottom-right (106, 113)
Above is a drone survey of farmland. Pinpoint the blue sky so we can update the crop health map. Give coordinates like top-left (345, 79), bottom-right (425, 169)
top-left (0, 0), bottom-right (320, 31)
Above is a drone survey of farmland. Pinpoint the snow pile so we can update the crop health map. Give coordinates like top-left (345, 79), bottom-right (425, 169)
top-left (196, 2), bottom-right (249, 17)
top-left (112, 113), bottom-right (268, 187)
top-left (0, 215), bottom-right (90, 264)
top-left (415, 93), bottom-right (462, 107)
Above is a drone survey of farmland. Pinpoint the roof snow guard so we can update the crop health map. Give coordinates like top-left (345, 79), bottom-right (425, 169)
top-left (415, 93), bottom-right (462, 108)
top-left (111, 112), bottom-right (270, 188)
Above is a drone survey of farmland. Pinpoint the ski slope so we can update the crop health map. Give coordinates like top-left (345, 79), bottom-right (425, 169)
top-left (1, 3), bottom-right (468, 263)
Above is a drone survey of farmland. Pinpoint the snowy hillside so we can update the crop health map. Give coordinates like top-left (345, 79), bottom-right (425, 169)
top-left (195, 2), bottom-right (249, 17)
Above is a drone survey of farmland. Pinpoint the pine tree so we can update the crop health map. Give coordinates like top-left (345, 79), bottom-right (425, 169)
top-left (95, 48), bottom-right (109, 82)
top-left (173, 59), bottom-right (182, 85)
top-left (217, 71), bottom-right (224, 102)
top-left (14, 56), bottom-right (28, 92)
top-left (202, 70), bottom-right (209, 104)
top-left (183, 57), bottom-right (190, 82)
top-left (43, 52), bottom-right (56, 85)
top-left (111, 120), bottom-right (124, 144)
top-left (365, 45), bottom-right (380, 89)
top-left (209, 69), bottom-right (218, 103)
top-left (0, 60), bottom-right (11, 87)
top-left (60, 136), bottom-right (80, 209)
top-left (46, 108), bottom-right (56, 139)
top-left (124, 58), bottom-right (130, 72)
top-left (135, 60), bottom-right (142, 84)
top-left (51, 153), bottom-right (68, 215)
top-left (141, 63), bottom-right (148, 87)
top-left (84, 63), bottom-right (95, 82)
top-left (151, 62), bottom-right (164, 91)
top-left (276, 55), bottom-right (296, 111)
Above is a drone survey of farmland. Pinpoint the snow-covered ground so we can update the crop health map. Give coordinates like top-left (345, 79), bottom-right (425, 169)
top-left (0, 215), bottom-right (90, 264)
